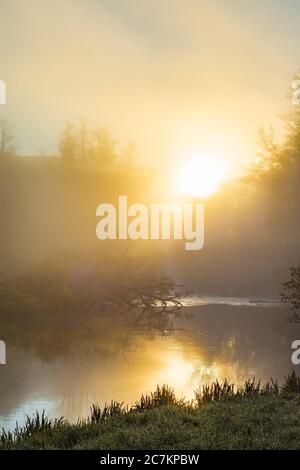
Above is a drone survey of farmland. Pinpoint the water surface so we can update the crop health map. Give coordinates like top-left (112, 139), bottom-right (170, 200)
top-left (0, 297), bottom-right (299, 431)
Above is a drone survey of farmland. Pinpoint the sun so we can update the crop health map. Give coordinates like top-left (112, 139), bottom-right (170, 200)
top-left (178, 157), bottom-right (225, 198)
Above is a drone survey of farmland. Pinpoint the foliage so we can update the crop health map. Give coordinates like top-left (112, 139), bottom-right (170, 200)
top-left (245, 97), bottom-right (300, 191)
top-left (0, 252), bottom-right (188, 357)
top-left (282, 370), bottom-right (300, 394)
top-left (58, 120), bottom-right (135, 169)
top-left (281, 266), bottom-right (300, 322)
top-left (133, 385), bottom-right (186, 411)
top-left (89, 401), bottom-right (125, 424)
top-left (1, 374), bottom-right (300, 450)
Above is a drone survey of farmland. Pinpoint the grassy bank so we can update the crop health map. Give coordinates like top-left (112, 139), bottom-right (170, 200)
top-left (2, 373), bottom-right (300, 450)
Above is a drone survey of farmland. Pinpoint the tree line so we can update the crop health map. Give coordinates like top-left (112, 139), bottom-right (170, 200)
top-left (0, 118), bottom-right (137, 169)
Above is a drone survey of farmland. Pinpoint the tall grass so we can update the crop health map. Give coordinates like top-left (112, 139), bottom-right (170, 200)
top-left (282, 370), bottom-right (300, 394)
top-left (1, 372), bottom-right (299, 448)
top-left (90, 401), bottom-right (125, 423)
top-left (194, 377), bottom-right (281, 406)
top-left (0, 411), bottom-right (64, 447)
top-left (133, 385), bottom-right (186, 411)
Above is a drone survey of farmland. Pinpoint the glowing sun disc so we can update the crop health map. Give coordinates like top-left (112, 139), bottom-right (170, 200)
top-left (179, 157), bottom-right (224, 197)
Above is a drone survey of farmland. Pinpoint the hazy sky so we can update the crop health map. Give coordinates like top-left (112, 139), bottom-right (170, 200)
top-left (0, 0), bottom-right (299, 172)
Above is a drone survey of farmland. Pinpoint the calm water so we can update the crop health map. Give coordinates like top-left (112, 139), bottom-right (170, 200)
top-left (0, 297), bottom-right (299, 431)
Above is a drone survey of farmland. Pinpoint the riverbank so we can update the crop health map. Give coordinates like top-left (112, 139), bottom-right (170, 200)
top-left (1, 374), bottom-right (300, 450)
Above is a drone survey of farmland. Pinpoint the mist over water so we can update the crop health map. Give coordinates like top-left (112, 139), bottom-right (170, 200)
top-left (1, 0), bottom-right (300, 454)
top-left (0, 301), bottom-right (299, 431)
top-left (0, 150), bottom-right (299, 432)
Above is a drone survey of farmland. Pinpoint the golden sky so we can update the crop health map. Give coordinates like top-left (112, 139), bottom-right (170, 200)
top-left (0, 0), bottom-right (299, 173)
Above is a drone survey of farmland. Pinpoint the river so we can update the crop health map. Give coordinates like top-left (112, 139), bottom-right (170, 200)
top-left (0, 296), bottom-right (299, 431)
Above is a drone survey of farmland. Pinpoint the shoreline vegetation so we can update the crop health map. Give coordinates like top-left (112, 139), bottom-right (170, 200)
top-left (2, 372), bottom-right (300, 450)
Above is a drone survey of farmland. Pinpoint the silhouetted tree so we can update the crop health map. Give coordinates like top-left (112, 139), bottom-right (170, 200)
top-left (78, 120), bottom-right (91, 160)
top-left (122, 142), bottom-right (137, 169)
top-left (59, 122), bottom-right (119, 167)
top-left (59, 123), bottom-right (77, 160)
top-left (246, 91), bottom-right (300, 191)
top-left (92, 127), bottom-right (117, 167)
top-left (0, 253), bottom-right (187, 358)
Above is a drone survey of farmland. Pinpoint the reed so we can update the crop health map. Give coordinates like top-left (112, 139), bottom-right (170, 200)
top-left (90, 401), bottom-right (125, 423)
top-left (282, 370), bottom-right (300, 394)
top-left (1, 373), bottom-right (300, 449)
top-left (133, 385), bottom-right (186, 411)
top-left (0, 410), bottom-right (64, 447)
